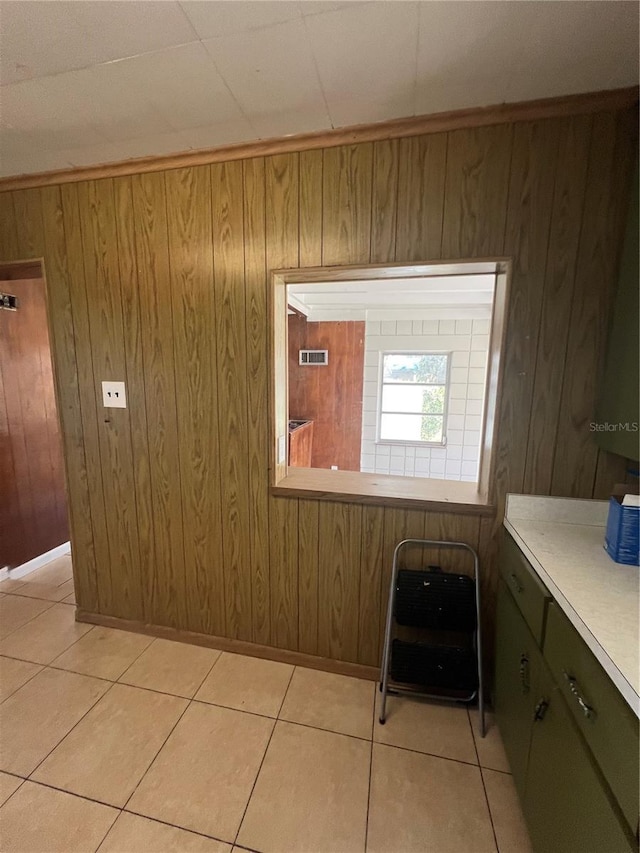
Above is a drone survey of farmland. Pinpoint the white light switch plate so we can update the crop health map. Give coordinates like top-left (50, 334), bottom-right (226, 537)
top-left (277, 434), bottom-right (286, 464)
top-left (102, 381), bottom-right (127, 408)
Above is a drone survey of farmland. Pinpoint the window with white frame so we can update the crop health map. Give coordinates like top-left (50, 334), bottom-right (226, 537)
top-left (378, 352), bottom-right (450, 445)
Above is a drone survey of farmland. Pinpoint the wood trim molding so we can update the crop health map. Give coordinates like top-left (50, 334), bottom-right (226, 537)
top-left (0, 86), bottom-right (636, 192)
top-left (75, 609), bottom-right (380, 681)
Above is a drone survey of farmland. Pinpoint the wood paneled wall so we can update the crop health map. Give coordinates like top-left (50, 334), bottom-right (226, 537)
top-left (0, 105), bottom-right (635, 677)
top-left (0, 276), bottom-right (69, 567)
top-left (288, 316), bottom-right (365, 471)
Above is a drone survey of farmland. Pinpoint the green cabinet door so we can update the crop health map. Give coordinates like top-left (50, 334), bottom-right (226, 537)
top-left (494, 579), bottom-right (542, 800)
top-left (524, 660), bottom-right (635, 853)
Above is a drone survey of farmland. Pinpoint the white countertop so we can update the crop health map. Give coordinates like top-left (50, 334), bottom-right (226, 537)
top-left (504, 495), bottom-right (639, 717)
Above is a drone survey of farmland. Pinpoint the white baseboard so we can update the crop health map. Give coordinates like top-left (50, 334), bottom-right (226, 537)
top-left (1, 541), bottom-right (71, 582)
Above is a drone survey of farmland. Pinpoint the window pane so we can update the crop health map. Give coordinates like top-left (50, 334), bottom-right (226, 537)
top-left (382, 384), bottom-right (422, 414)
top-left (380, 413), bottom-right (424, 441)
top-left (421, 385), bottom-right (445, 414)
top-left (381, 384), bottom-right (445, 414)
top-left (380, 413), bottom-right (444, 443)
top-left (383, 353), bottom-right (448, 384)
top-left (420, 415), bottom-right (444, 443)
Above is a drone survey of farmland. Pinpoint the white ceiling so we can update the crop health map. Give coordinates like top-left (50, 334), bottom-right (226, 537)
top-left (288, 275), bottom-right (495, 320)
top-left (0, 0), bottom-right (637, 178)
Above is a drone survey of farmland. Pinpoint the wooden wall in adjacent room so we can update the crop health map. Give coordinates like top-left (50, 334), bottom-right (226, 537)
top-left (288, 316), bottom-right (365, 471)
top-left (0, 103), bottom-right (635, 678)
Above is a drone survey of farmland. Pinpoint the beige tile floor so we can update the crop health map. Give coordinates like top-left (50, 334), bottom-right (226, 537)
top-left (0, 558), bottom-right (533, 853)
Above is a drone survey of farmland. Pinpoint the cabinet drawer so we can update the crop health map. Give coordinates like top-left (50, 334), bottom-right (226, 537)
top-left (544, 602), bottom-right (639, 833)
top-left (500, 532), bottom-right (552, 645)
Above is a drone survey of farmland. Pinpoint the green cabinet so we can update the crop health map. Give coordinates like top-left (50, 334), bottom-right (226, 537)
top-left (495, 532), bottom-right (638, 852)
top-left (494, 578), bottom-right (542, 800)
top-left (524, 660), bottom-right (634, 853)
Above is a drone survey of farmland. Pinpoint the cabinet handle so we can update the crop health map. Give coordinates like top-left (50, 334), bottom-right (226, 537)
top-left (509, 573), bottom-right (524, 594)
top-left (519, 654), bottom-right (530, 693)
top-left (563, 671), bottom-right (596, 720)
top-left (534, 698), bottom-right (549, 722)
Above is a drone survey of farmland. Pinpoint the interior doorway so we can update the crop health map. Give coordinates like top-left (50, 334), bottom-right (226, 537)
top-left (0, 260), bottom-right (71, 577)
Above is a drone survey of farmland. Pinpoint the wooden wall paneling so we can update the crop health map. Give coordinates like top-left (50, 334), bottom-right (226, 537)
top-left (76, 180), bottom-right (143, 620)
top-left (211, 161), bottom-right (252, 641)
top-left (377, 507), bottom-right (427, 657)
top-left (12, 189), bottom-right (45, 260)
top-left (357, 504), bottom-right (385, 666)
top-left (266, 152), bottom-right (300, 649)
top-left (491, 120), bottom-right (560, 506)
top-left (297, 498), bottom-right (320, 655)
top-left (370, 139), bottom-right (399, 263)
top-left (0, 193), bottom-right (18, 260)
top-left (40, 185), bottom-right (98, 609)
top-left (269, 495), bottom-right (299, 649)
top-left (60, 183), bottom-right (111, 612)
top-left (322, 144), bottom-right (373, 265)
top-left (165, 166), bottom-right (225, 637)
top-left (441, 125), bottom-right (514, 259)
top-left (395, 134), bottom-right (447, 261)
top-left (113, 177), bottom-right (155, 623)
top-left (318, 500), bottom-right (362, 662)
top-left (551, 110), bottom-right (636, 497)
top-left (592, 449), bottom-right (631, 499)
top-left (523, 116), bottom-right (592, 495)
top-left (131, 172), bottom-right (186, 628)
top-left (243, 156), bottom-right (271, 646)
top-left (299, 149), bottom-right (323, 267)
top-left (424, 512), bottom-right (481, 576)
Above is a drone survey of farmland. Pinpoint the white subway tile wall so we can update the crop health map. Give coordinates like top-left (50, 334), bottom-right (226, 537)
top-left (360, 316), bottom-right (490, 482)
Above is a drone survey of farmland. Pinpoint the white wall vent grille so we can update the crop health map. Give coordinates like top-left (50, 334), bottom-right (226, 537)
top-left (299, 349), bottom-right (329, 365)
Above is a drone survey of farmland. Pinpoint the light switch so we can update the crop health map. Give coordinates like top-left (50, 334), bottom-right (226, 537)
top-left (278, 434), bottom-right (286, 464)
top-left (102, 381), bottom-right (127, 408)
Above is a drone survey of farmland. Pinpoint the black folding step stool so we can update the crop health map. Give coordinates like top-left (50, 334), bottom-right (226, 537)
top-left (378, 538), bottom-right (485, 737)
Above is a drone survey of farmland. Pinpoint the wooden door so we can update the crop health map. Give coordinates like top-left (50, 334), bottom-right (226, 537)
top-left (0, 277), bottom-right (69, 568)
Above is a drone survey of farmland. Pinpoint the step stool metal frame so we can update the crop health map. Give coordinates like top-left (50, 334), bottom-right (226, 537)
top-left (379, 538), bottom-right (485, 737)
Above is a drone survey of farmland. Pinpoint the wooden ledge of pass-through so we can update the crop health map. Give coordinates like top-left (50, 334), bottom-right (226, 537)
top-left (75, 610), bottom-right (380, 682)
top-left (0, 86), bottom-right (636, 192)
top-left (273, 467), bottom-right (496, 515)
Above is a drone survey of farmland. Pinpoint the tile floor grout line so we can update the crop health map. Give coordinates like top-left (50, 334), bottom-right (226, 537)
top-left (363, 738), bottom-right (374, 852)
top-left (479, 764), bottom-right (501, 853)
top-left (120, 694), bottom-right (193, 813)
top-left (0, 775), bottom-right (27, 810)
top-left (275, 663), bottom-right (297, 721)
top-left (93, 805), bottom-right (124, 853)
top-left (1, 588), bottom-right (74, 604)
top-left (232, 666), bottom-right (297, 847)
top-left (467, 706), bottom-right (500, 851)
top-left (92, 632), bottom-right (157, 685)
top-left (24, 680), bottom-right (117, 783)
top-left (6, 775), bottom-right (125, 813)
top-left (122, 803), bottom-right (240, 847)
top-left (0, 660), bottom-right (45, 705)
top-left (0, 597), bottom-right (58, 641)
top-left (189, 642), bottom-right (226, 699)
top-left (363, 685), bottom-right (377, 849)
top-left (49, 623), bottom-right (155, 681)
top-left (0, 605), bottom-right (95, 665)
